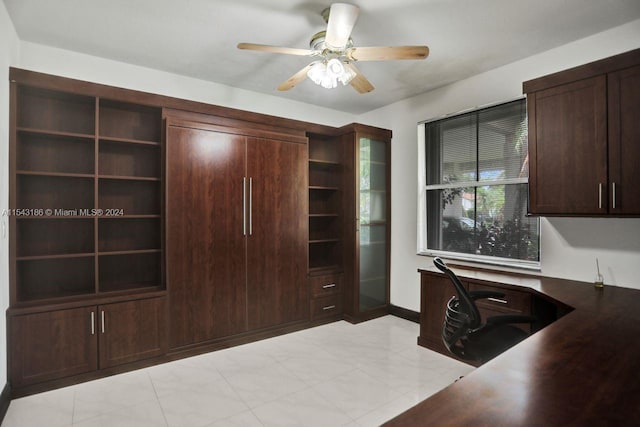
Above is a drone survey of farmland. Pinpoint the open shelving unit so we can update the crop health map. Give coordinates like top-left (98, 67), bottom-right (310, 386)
top-left (11, 86), bottom-right (163, 305)
top-left (308, 134), bottom-right (344, 275)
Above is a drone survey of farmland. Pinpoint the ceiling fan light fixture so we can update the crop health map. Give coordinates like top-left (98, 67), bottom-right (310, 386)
top-left (338, 64), bottom-right (356, 85)
top-left (307, 58), bottom-right (355, 89)
top-left (326, 58), bottom-right (345, 77)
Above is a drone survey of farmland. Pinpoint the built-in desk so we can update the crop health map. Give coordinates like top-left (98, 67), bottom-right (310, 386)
top-left (385, 267), bottom-right (640, 426)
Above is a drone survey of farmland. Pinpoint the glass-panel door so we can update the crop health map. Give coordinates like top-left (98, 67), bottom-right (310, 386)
top-left (359, 137), bottom-right (389, 311)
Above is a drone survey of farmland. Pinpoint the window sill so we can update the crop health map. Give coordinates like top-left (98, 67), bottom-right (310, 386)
top-left (417, 250), bottom-right (541, 272)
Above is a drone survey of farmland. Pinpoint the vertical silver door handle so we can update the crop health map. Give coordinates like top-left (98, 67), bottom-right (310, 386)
top-left (243, 177), bottom-right (247, 236)
top-left (598, 183), bottom-right (602, 209)
top-left (612, 182), bottom-right (616, 210)
top-left (249, 177), bottom-right (253, 236)
top-left (101, 310), bottom-right (105, 334)
top-left (90, 312), bottom-right (95, 335)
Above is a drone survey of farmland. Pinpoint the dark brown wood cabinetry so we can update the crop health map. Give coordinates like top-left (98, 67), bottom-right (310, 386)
top-left (9, 306), bottom-right (97, 388)
top-left (608, 63), bottom-right (640, 214)
top-left (166, 119), bottom-right (308, 349)
top-left (307, 134), bottom-right (345, 321)
top-left (98, 297), bottom-right (167, 369)
top-left (8, 68), bottom-right (392, 397)
top-left (524, 48), bottom-right (640, 216)
top-left (10, 297), bottom-right (166, 388)
top-left (166, 123), bottom-right (248, 347)
top-left (341, 125), bottom-right (392, 323)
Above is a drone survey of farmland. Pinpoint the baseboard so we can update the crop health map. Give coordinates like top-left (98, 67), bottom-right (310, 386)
top-left (389, 304), bottom-right (420, 323)
top-left (0, 383), bottom-right (11, 424)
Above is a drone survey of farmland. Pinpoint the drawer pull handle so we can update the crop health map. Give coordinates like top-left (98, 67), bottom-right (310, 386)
top-left (322, 283), bottom-right (337, 289)
top-left (322, 305), bottom-right (336, 311)
top-left (487, 297), bottom-right (508, 304)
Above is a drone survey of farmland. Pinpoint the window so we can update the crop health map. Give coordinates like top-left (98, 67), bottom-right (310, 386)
top-left (418, 99), bottom-right (540, 267)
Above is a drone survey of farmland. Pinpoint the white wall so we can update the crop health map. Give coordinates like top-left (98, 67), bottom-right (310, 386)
top-left (357, 19), bottom-right (640, 311)
top-left (0, 1), bottom-right (20, 389)
top-left (18, 41), bottom-right (358, 128)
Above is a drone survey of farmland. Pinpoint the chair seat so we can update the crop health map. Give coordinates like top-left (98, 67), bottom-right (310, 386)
top-left (465, 324), bottom-right (529, 362)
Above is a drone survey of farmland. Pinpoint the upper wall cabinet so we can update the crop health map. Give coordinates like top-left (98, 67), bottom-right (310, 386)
top-left (523, 48), bottom-right (640, 216)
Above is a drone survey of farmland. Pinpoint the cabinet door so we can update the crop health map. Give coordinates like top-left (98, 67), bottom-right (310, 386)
top-left (357, 136), bottom-right (390, 312)
top-left (99, 297), bottom-right (167, 369)
top-left (167, 125), bottom-right (248, 348)
top-left (528, 76), bottom-right (608, 214)
top-left (608, 64), bottom-right (640, 214)
top-left (246, 137), bottom-right (308, 329)
top-left (419, 273), bottom-right (458, 354)
top-left (10, 306), bottom-right (97, 387)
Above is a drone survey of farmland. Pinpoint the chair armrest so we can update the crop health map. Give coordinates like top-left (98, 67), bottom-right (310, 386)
top-left (469, 290), bottom-right (505, 300)
top-left (486, 314), bottom-right (537, 325)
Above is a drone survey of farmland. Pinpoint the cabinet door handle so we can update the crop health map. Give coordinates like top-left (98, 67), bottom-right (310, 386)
top-left (90, 312), bottom-right (95, 335)
top-left (249, 177), bottom-right (253, 236)
top-left (101, 310), bottom-right (105, 334)
top-left (598, 183), bottom-right (602, 209)
top-left (487, 297), bottom-right (508, 304)
top-left (322, 283), bottom-right (336, 289)
top-left (323, 305), bottom-right (336, 311)
top-left (612, 182), bottom-right (616, 210)
top-left (242, 177), bottom-right (247, 236)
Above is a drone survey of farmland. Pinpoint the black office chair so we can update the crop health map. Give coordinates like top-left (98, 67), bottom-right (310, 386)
top-left (434, 257), bottom-right (535, 363)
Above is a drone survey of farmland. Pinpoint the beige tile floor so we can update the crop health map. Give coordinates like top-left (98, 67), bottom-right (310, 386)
top-left (3, 316), bottom-right (474, 426)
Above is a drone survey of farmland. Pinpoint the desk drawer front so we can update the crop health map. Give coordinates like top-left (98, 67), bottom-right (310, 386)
top-left (469, 283), bottom-right (531, 314)
top-left (309, 274), bottom-right (343, 298)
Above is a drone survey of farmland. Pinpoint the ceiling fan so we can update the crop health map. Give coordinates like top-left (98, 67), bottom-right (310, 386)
top-left (237, 3), bottom-right (429, 93)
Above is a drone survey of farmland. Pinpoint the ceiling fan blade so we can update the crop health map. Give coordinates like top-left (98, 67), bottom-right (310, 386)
top-left (237, 43), bottom-right (314, 56)
top-left (347, 46), bottom-right (430, 61)
top-left (346, 63), bottom-right (374, 94)
top-left (277, 63), bottom-right (314, 91)
top-left (325, 3), bottom-right (360, 50)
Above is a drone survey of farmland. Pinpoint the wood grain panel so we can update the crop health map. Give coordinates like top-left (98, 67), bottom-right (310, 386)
top-left (99, 297), bottom-right (167, 368)
top-left (608, 64), bottom-right (640, 214)
top-left (10, 306), bottom-right (97, 387)
top-left (246, 137), bottom-right (308, 329)
top-left (166, 125), bottom-right (247, 348)
top-left (529, 76), bottom-right (608, 214)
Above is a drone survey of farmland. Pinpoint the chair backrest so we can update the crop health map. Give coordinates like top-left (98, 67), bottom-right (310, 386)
top-left (442, 296), bottom-right (470, 358)
top-left (433, 257), bottom-right (482, 329)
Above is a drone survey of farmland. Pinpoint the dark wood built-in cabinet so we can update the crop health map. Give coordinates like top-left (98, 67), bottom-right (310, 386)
top-left (308, 133), bottom-right (345, 321)
top-left (7, 67), bottom-right (392, 397)
top-left (11, 85), bottom-right (163, 304)
top-left (10, 296), bottom-right (166, 388)
top-left (342, 126), bottom-right (392, 323)
top-left (524, 48), bottom-right (640, 216)
top-left (9, 72), bottom-right (165, 391)
top-left (166, 119), bottom-right (308, 348)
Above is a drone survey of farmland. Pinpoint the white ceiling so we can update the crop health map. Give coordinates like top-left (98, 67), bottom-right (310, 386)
top-left (4, 0), bottom-right (640, 114)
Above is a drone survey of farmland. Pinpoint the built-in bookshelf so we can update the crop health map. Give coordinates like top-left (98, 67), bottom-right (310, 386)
top-left (11, 86), bottom-right (163, 304)
top-left (308, 134), bottom-right (343, 274)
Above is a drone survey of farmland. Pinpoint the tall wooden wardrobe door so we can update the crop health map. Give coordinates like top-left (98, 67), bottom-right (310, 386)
top-left (167, 124), bottom-right (248, 348)
top-left (246, 136), bottom-right (308, 329)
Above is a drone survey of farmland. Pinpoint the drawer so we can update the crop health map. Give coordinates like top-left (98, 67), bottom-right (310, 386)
top-left (468, 283), bottom-right (532, 314)
top-left (310, 294), bottom-right (342, 319)
top-left (309, 274), bottom-right (343, 298)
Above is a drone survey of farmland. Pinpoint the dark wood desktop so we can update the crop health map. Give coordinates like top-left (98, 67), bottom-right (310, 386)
top-left (386, 267), bottom-right (640, 426)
